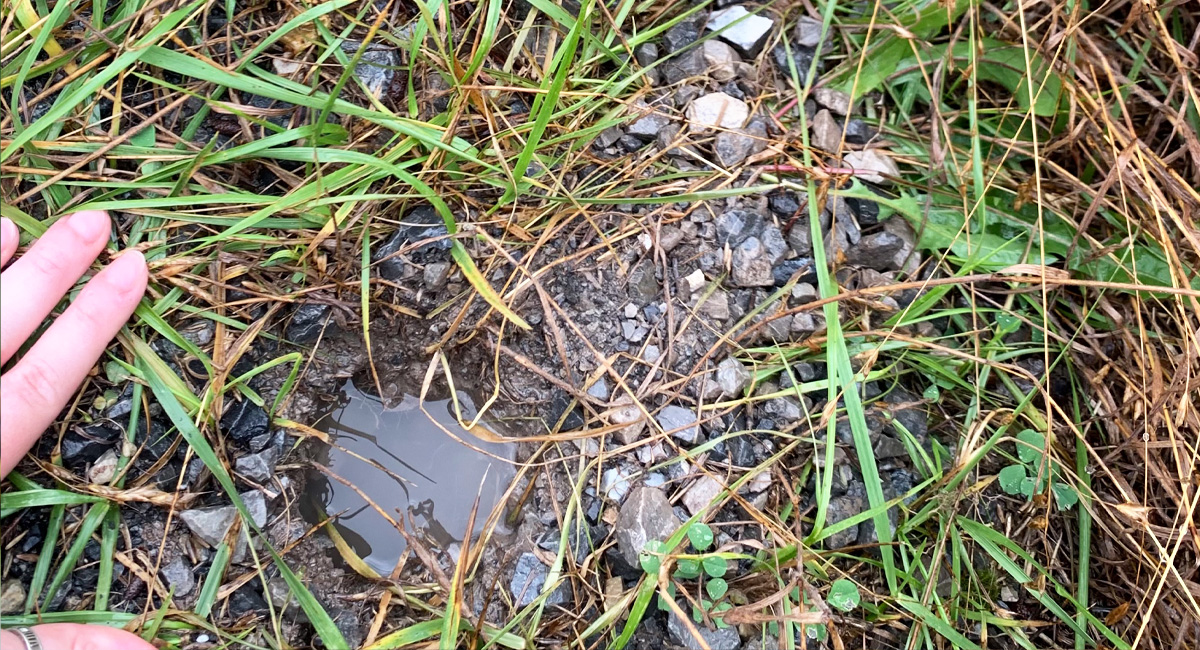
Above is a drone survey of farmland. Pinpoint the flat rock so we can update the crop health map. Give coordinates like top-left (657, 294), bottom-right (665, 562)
top-left (702, 40), bottom-right (741, 82)
top-left (682, 475), bottom-right (725, 515)
top-left (715, 119), bottom-right (768, 167)
top-left (350, 46), bottom-right (399, 98)
top-left (699, 289), bottom-right (731, 320)
top-left (707, 6), bottom-right (774, 56)
top-left (844, 149), bottom-right (901, 184)
top-left (627, 260), bottom-right (660, 305)
top-left (286, 303), bottom-right (331, 343)
top-left (372, 206), bottom-right (452, 280)
top-left (810, 109), bottom-right (842, 152)
top-left (510, 552), bottom-right (567, 607)
top-left (615, 487), bottom-right (680, 567)
top-left (160, 556), bottom-right (196, 598)
top-left (731, 237), bottom-right (774, 287)
top-left (1, 580), bottom-right (25, 614)
top-left (656, 405), bottom-right (700, 444)
top-left (813, 87), bottom-right (853, 115)
top-left (686, 92), bottom-right (749, 132)
top-left (423, 261), bottom-right (451, 289)
top-left (221, 399), bottom-right (271, 450)
top-left (825, 488), bottom-right (867, 549)
top-left (663, 16), bottom-right (703, 53)
top-left (794, 16), bottom-right (824, 47)
top-left (235, 446), bottom-right (279, 484)
top-left (716, 357), bottom-right (752, 397)
top-left (88, 449), bottom-right (119, 484)
top-left (668, 606), bottom-right (742, 649)
top-left (846, 231), bottom-right (905, 270)
top-left (883, 217), bottom-right (918, 272)
top-left (603, 466), bottom-right (635, 502)
top-left (179, 490), bottom-right (268, 552)
top-left (662, 48), bottom-right (707, 85)
top-left (627, 103), bottom-right (672, 140)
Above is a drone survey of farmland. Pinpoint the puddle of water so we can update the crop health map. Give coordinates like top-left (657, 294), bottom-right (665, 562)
top-left (304, 381), bottom-right (515, 575)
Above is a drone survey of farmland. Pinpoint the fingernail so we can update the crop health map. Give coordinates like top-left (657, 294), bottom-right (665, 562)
top-left (106, 250), bottom-right (147, 291)
top-left (67, 210), bottom-right (110, 242)
top-left (1, 217), bottom-right (16, 244)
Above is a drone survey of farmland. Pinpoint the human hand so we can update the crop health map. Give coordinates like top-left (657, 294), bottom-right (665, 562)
top-left (0, 211), bottom-right (155, 650)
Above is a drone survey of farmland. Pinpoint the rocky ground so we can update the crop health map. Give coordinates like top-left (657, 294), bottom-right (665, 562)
top-left (3, 4), bottom-right (960, 650)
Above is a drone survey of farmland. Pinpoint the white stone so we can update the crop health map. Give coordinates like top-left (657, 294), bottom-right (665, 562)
top-left (702, 40), bottom-right (740, 82)
top-left (682, 475), bottom-right (725, 515)
top-left (685, 92), bottom-right (749, 133)
top-left (706, 6), bottom-right (775, 55)
top-left (88, 448), bottom-right (119, 484)
top-left (684, 269), bottom-right (706, 293)
top-left (844, 149), bottom-right (901, 184)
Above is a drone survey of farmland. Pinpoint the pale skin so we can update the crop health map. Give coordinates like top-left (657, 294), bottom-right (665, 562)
top-left (1, 212), bottom-right (156, 650)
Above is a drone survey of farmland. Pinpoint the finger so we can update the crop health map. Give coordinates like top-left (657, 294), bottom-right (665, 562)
top-left (0, 210), bottom-right (112, 365)
top-left (0, 623), bottom-right (157, 650)
top-left (0, 251), bottom-right (146, 478)
top-left (1, 217), bottom-right (17, 267)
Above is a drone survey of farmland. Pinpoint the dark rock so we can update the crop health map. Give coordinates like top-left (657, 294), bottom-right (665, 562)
top-left (663, 17), bottom-right (703, 54)
top-left (662, 48), bottom-right (706, 85)
top-left (615, 487), bottom-right (679, 567)
top-left (619, 134), bottom-right (647, 151)
top-left (538, 527), bottom-right (593, 564)
top-left (286, 303), bottom-right (331, 344)
top-left (761, 225), bottom-right (788, 264)
top-left (771, 258), bottom-right (816, 286)
top-left (720, 80), bottom-right (745, 100)
top-left (548, 393), bottom-right (585, 432)
top-left (772, 44), bottom-right (816, 84)
top-left (221, 399), bottom-right (270, 446)
top-left (634, 42), bottom-right (659, 67)
top-left (673, 84), bottom-right (703, 108)
top-left (61, 423), bottom-right (122, 468)
top-left (843, 118), bottom-right (876, 145)
top-left (825, 486), bottom-right (866, 549)
top-left (372, 206), bottom-right (452, 280)
top-left (667, 606), bottom-right (742, 649)
top-left (768, 191), bottom-right (802, 217)
top-left (160, 557), bottom-right (195, 598)
top-left (846, 194), bottom-right (880, 226)
top-left (715, 210), bottom-right (764, 246)
top-left (846, 231), bottom-right (905, 270)
top-left (510, 552), bottom-right (567, 606)
top-left (595, 126), bottom-right (624, 149)
top-left (627, 107), bottom-right (672, 140)
top-left (881, 388), bottom-right (927, 440)
top-left (229, 584), bottom-right (268, 617)
top-left (656, 406), bottom-right (700, 444)
top-left (727, 434), bottom-right (757, 467)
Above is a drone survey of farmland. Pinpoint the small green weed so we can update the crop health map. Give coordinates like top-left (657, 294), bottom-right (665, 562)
top-left (998, 430), bottom-right (1079, 511)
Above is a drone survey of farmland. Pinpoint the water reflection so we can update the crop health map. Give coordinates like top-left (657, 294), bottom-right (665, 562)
top-left (304, 381), bottom-right (515, 575)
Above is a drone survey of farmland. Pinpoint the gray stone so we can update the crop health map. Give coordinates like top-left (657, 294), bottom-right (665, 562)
top-left (423, 261), bottom-right (451, 290)
top-left (881, 388), bottom-right (927, 440)
top-left (62, 422), bottom-right (121, 467)
top-left (348, 45), bottom-right (399, 98)
top-left (883, 217), bottom-right (918, 273)
top-left (619, 134), bottom-right (646, 152)
top-left (760, 224), bottom-right (788, 263)
top-left (714, 119), bottom-right (768, 167)
top-left (731, 237), bottom-right (774, 287)
top-left (644, 345), bottom-right (662, 363)
top-left (763, 396), bottom-right (804, 423)
top-left (699, 290), bottom-right (731, 320)
top-left (607, 395), bottom-right (647, 445)
top-left (372, 206), bottom-right (452, 279)
top-left (286, 303), bottom-right (331, 344)
top-left (715, 209), bottom-right (763, 246)
top-left (160, 556), bottom-right (196, 598)
top-left (510, 553), bottom-right (567, 606)
top-left (636, 440), bottom-right (669, 465)
top-left (596, 125), bottom-right (624, 148)
top-left (622, 320), bottom-right (647, 343)
top-left (1, 580), bottom-right (25, 614)
top-left (179, 490), bottom-right (268, 550)
top-left (627, 103), bottom-right (672, 140)
top-left (627, 260), bottom-right (660, 305)
top-left (844, 149), bottom-right (901, 184)
top-left (810, 109), bottom-right (841, 151)
top-left (846, 231), bottom-right (905, 270)
top-left (674, 84), bottom-right (704, 108)
top-left (656, 406), bottom-right (700, 444)
top-left (825, 489), bottom-right (866, 549)
top-left (813, 87), bottom-right (853, 115)
top-left (587, 377), bottom-right (610, 401)
top-left (716, 357), bottom-right (752, 397)
top-left (668, 605), bottom-right (742, 649)
top-left (844, 118), bottom-right (876, 144)
top-left (663, 48), bottom-right (707, 85)
top-left (635, 42), bottom-right (659, 67)
top-left (772, 43), bottom-right (816, 85)
top-left (221, 400), bottom-right (270, 447)
top-left (791, 282), bottom-right (817, 303)
top-left (873, 434), bottom-right (908, 459)
top-left (235, 446), bottom-right (279, 483)
top-left (707, 6), bottom-right (775, 56)
top-left (615, 487), bottom-right (680, 567)
top-left (682, 475), bottom-right (725, 515)
top-left (659, 226), bottom-right (685, 252)
top-left (791, 312), bottom-right (824, 336)
top-left (686, 92), bottom-right (749, 132)
top-left (794, 16), bottom-right (824, 48)
top-left (703, 40), bottom-right (741, 82)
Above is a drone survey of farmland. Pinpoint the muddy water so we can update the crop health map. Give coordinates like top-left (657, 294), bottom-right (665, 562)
top-left (304, 382), bottom-right (515, 575)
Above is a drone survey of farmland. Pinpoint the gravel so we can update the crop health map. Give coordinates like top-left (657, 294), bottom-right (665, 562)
top-left (615, 487), bottom-right (680, 567)
top-left (731, 237), bottom-right (774, 287)
top-left (707, 5), bottom-right (775, 56)
top-left (656, 405), bottom-right (701, 444)
top-left (844, 149), bottom-right (901, 184)
top-left (686, 92), bottom-right (749, 132)
top-left (716, 357), bottom-right (752, 397)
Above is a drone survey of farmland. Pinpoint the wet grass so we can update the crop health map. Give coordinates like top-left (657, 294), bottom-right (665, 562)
top-left (2, 0), bottom-right (1198, 648)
